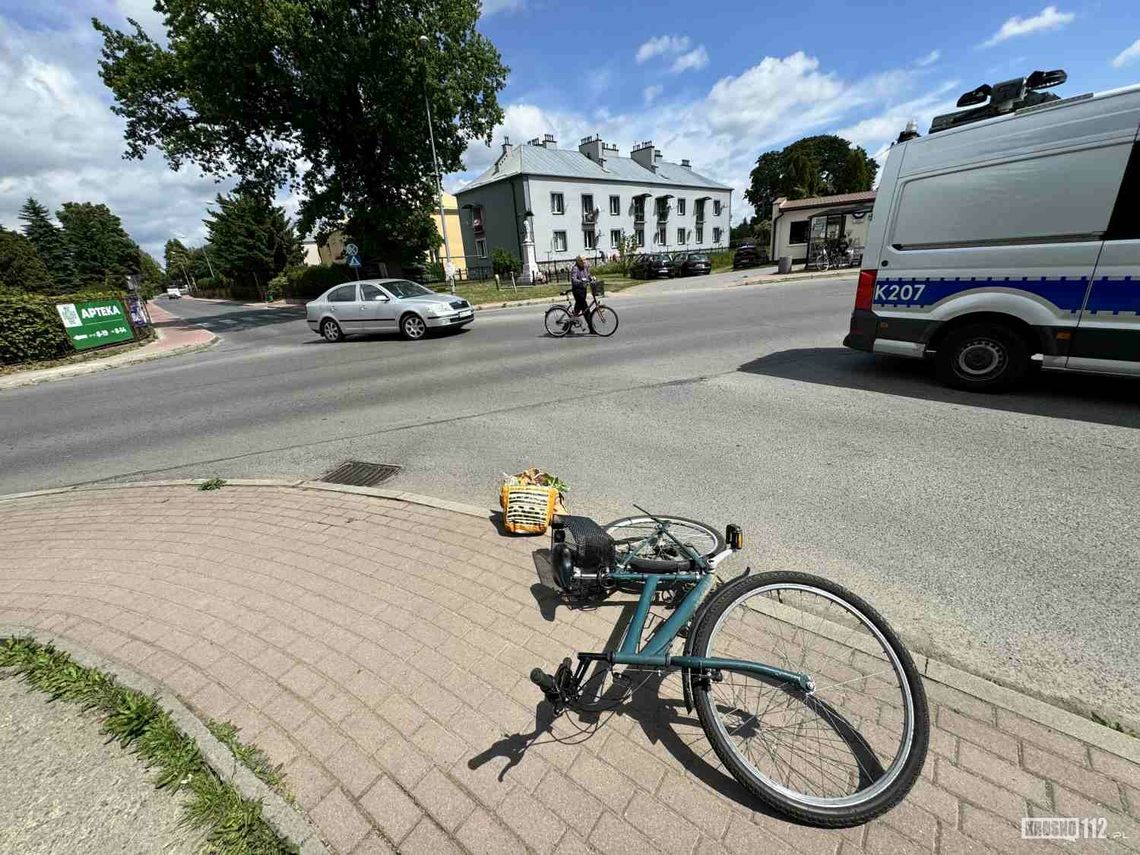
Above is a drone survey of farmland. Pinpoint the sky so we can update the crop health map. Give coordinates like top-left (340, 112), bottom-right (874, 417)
top-left (1, 1), bottom-right (1139, 261)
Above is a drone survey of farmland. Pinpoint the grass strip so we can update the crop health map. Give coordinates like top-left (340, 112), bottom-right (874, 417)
top-left (0, 636), bottom-right (297, 855)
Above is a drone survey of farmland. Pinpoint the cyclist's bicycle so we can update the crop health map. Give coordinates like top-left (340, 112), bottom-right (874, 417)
top-left (531, 508), bottom-right (929, 827)
top-left (544, 277), bottom-right (618, 337)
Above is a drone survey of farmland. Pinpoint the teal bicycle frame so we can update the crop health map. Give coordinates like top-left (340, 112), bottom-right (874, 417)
top-left (576, 516), bottom-right (814, 694)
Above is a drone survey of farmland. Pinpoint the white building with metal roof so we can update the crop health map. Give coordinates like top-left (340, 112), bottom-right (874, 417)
top-left (454, 134), bottom-right (732, 280)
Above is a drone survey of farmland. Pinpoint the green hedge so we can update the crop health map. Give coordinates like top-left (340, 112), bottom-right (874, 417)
top-left (278, 265), bottom-right (356, 301)
top-left (0, 287), bottom-right (148, 366)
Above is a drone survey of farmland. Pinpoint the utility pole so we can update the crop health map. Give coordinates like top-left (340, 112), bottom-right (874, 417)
top-left (418, 34), bottom-right (455, 295)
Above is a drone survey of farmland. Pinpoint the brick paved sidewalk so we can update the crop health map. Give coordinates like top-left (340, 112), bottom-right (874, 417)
top-left (1, 483), bottom-right (1137, 855)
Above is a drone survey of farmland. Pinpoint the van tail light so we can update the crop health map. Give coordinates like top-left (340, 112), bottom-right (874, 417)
top-left (854, 269), bottom-right (878, 311)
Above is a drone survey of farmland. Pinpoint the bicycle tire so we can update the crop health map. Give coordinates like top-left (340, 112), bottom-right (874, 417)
top-left (691, 571), bottom-right (929, 827)
top-left (591, 305), bottom-right (619, 337)
top-left (545, 306), bottom-right (572, 337)
top-left (602, 516), bottom-right (725, 572)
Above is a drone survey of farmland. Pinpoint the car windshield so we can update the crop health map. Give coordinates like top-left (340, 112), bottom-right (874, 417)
top-left (384, 280), bottom-right (434, 298)
top-left (689, 254), bottom-right (709, 262)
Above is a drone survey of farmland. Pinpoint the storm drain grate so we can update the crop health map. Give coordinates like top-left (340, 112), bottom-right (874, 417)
top-left (319, 461), bottom-right (401, 487)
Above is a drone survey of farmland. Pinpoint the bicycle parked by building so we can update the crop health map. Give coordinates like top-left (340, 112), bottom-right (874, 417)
top-left (544, 277), bottom-right (619, 337)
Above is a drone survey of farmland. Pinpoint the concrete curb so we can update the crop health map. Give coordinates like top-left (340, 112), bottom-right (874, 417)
top-left (2, 479), bottom-right (1137, 765)
top-left (0, 623), bottom-right (330, 855)
top-left (0, 327), bottom-right (219, 391)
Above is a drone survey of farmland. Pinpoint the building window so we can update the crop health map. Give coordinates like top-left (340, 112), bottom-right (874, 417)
top-left (695, 226), bottom-right (704, 244)
top-left (551, 193), bottom-right (564, 215)
top-left (581, 194), bottom-right (594, 214)
top-left (655, 226), bottom-right (667, 245)
top-left (475, 239), bottom-right (487, 258)
top-left (633, 198), bottom-right (645, 220)
top-left (713, 227), bottom-right (723, 244)
top-left (583, 230), bottom-right (596, 250)
top-left (677, 198), bottom-right (686, 216)
top-left (553, 231), bottom-right (567, 252)
top-left (610, 229), bottom-right (622, 247)
top-left (635, 228), bottom-right (645, 248)
top-left (713, 200), bottom-right (722, 216)
top-left (788, 221), bottom-right (809, 244)
top-left (677, 228), bottom-right (686, 244)
top-left (609, 195), bottom-right (620, 216)
top-left (472, 205), bottom-right (484, 235)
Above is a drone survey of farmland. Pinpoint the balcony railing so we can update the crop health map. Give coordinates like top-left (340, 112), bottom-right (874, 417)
top-left (656, 205), bottom-right (671, 222)
top-left (472, 217), bottom-right (484, 235)
top-left (582, 208), bottom-right (599, 227)
top-left (633, 210), bottom-right (645, 224)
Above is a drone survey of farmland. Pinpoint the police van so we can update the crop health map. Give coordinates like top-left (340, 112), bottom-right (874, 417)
top-left (844, 70), bottom-right (1140, 391)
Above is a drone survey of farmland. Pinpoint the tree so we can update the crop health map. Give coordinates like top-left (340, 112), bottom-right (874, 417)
top-left (56, 202), bottom-right (139, 289)
top-left (19, 198), bottom-right (74, 290)
top-left (204, 192), bottom-right (302, 292)
top-left (164, 239), bottom-right (192, 287)
top-left (490, 247), bottom-right (520, 278)
top-left (0, 228), bottom-right (53, 293)
top-left (614, 231), bottom-right (641, 274)
top-left (835, 148), bottom-right (874, 194)
top-left (745, 135), bottom-right (878, 215)
top-left (94, 0), bottom-right (508, 268)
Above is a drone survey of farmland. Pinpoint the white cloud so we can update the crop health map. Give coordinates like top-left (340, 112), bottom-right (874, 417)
top-left (0, 16), bottom-right (241, 259)
top-left (481, 0), bottom-right (528, 15)
top-left (916, 49), bottom-right (941, 67)
top-left (635, 35), bottom-right (690, 64)
top-left (981, 6), bottom-right (1074, 47)
top-left (454, 51), bottom-right (947, 224)
top-left (671, 46), bottom-right (709, 74)
top-left (1111, 38), bottom-right (1140, 69)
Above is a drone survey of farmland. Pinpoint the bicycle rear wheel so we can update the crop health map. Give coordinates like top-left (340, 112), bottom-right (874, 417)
top-left (603, 516), bottom-right (724, 572)
top-left (545, 306), bottom-right (572, 337)
top-left (591, 305), bottom-right (619, 337)
top-left (691, 572), bottom-right (928, 827)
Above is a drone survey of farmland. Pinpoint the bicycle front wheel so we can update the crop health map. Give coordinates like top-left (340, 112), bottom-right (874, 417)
top-left (603, 516), bottom-right (724, 572)
top-left (545, 306), bottom-right (572, 337)
top-left (691, 572), bottom-right (928, 827)
top-left (591, 305), bottom-right (619, 337)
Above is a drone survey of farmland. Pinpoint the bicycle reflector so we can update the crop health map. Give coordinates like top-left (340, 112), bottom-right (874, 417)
top-left (854, 269), bottom-right (878, 311)
top-left (726, 524), bottom-right (744, 551)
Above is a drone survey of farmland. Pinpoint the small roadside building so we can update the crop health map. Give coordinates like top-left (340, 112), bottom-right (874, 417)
top-left (770, 190), bottom-right (876, 264)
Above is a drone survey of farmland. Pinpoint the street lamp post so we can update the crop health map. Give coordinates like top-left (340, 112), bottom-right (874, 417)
top-left (418, 35), bottom-right (455, 295)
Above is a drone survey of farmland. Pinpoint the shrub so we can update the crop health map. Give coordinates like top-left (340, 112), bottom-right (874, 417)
top-left (491, 247), bottom-right (521, 278)
top-left (279, 265), bottom-right (355, 300)
top-left (0, 288), bottom-right (143, 365)
top-left (424, 261), bottom-right (444, 283)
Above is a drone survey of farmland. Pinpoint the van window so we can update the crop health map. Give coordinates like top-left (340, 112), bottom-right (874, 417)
top-left (891, 145), bottom-right (1130, 249)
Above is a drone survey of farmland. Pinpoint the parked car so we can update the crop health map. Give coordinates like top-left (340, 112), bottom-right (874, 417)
top-left (306, 279), bottom-right (474, 342)
top-left (166, 286), bottom-right (183, 299)
top-left (629, 253), bottom-right (676, 279)
top-left (674, 252), bottom-right (712, 276)
top-left (732, 244), bottom-right (765, 270)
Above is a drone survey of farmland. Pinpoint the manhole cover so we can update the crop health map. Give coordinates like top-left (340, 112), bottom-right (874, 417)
top-left (319, 461), bottom-right (401, 487)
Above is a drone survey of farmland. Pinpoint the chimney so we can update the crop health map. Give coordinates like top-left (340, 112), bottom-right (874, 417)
top-left (654, 148), bottom-right (662, 164)
top-left (631, 140), bottom-right (656, 172)
top-left (493, 136), bottom-right (511, 172)
top-left (527, 137), bottom-right (541, 146)
top-left (680, 158), bottom-right (691, 168)
top-left (542, 133), bottom-right (557, 149)
top-left (578, 134), bottom-right (606, 165)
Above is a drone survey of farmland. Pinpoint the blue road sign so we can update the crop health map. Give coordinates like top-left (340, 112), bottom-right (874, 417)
top-left (347, 255), bottom-right (362, 268)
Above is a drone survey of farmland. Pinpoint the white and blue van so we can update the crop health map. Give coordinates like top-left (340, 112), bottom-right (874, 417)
top-left (844, 71), bottom-right (1140, 391)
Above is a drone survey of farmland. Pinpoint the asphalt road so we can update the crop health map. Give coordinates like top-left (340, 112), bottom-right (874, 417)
top-left (3, 276), bottom-right (1138, 726)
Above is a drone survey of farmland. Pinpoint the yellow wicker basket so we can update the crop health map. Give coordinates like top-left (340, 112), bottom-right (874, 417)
top-left (500, 484), bottom-right (557, 534)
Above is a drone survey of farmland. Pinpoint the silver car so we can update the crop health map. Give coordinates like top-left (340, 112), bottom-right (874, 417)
top-left (306, 279), bottom-right (474, 342)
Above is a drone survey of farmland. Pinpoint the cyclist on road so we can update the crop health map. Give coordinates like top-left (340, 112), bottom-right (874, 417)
top-left (569, 255), bottom-right (595, 333)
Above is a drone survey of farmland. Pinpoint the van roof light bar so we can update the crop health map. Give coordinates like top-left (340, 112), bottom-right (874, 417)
top-left (929, 69), bottom-right (1067, 134)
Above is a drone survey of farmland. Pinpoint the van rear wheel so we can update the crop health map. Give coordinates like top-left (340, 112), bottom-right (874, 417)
top-left (935, 322), bottom-right (1028, 392)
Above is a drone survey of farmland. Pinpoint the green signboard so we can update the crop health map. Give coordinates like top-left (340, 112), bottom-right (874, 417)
top-left (55, 299), bottom-right (135, 351)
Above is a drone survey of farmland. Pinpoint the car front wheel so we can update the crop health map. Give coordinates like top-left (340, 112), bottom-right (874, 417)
top-left (935, 322), bottom-right (1029, 392)
top-left (401, 313), bottom-right (427, 340)
top-left (321, 319), bottom-right (344, 342)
